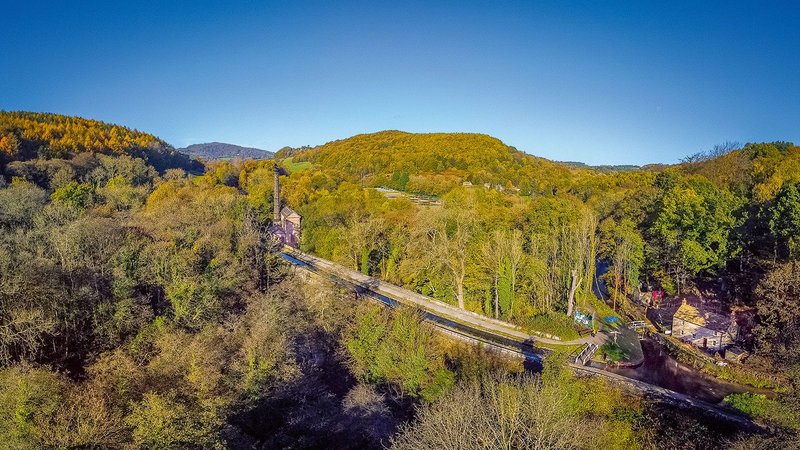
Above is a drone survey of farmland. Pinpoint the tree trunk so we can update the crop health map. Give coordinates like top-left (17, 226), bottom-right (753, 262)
top-left (456, 255), bottom-right (467, 309)
top-left (494, 274), bottom-right (499, 319)
top-left (567, 269), bottom-right (579, 317)
top-left (360, 247), bottom-right (370, 275)
top-left (509, 273), bottom-right (515, 320)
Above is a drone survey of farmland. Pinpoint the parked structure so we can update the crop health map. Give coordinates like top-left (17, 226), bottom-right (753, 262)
top-left (271, 165), bottom-right (302, 247)
top-left (373, 187), bottom-right (442, 206)
top-left (279, 206), bottom-right (302, 246)
top-left (671, 299), bottom-right (737, 352)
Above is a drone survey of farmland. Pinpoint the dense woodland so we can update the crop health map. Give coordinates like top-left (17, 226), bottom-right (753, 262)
top-left (1, 112), bottom-right (799, 448)
top-left (288, 133), bottom-right (800, 339)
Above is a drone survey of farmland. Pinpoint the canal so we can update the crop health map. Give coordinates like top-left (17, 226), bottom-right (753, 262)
top-left (597, 338), bottom-right (753, 403)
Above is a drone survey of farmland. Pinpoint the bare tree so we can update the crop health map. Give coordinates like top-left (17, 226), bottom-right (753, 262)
top-left (505, 229), bottom-right (525, 319)
top-left (680, 141), bottom-right (741, 164)
top-left (390, 372), bottom-right (601, 450)
top-left (344, 214), bottom-right (386, 274)
top-left (479, 232), bottom-right (504, 318)
top-left (428, 208), bottom-right (475, 310)
top-left (529, 205), bottom-right (596, 317)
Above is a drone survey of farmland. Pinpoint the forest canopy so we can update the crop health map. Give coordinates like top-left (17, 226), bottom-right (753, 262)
top-left (0, 111), bottom-right (203, 174)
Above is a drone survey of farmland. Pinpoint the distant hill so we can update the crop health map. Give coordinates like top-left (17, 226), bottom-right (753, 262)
top-left (0, 111), bottom-right (202, 173)
top-left (178, 142), bottom-right (274, 161)
top-left (558, 161), bottom-right (642, 172)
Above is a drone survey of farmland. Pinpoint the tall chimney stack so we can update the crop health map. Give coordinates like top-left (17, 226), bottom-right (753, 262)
top-left (273, 165), bottom-right (281, 223)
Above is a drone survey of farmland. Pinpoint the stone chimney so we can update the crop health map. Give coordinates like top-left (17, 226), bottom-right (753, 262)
top-left (273, 165), bottom-right (281, 223)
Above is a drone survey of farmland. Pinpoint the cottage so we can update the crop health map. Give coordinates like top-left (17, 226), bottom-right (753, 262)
top-left (671, 299), bottom-right (737, 352)
top-left (280, 206), bottom-right (302, 247)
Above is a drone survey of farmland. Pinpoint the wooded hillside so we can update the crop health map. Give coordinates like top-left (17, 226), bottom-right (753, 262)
top-left (0, 111), bottom-right (202, 173)
top-left (291, 130), bottom-right (575, 195)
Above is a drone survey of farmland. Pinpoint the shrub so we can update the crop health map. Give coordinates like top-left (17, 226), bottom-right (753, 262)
top-left (346, 306), bottom-right (454, 401)
top-left (724, 392), bottom-right (800, 430)
top-left (600, 342), bottom-right (629, 362)
top-left (523, 312), bottom-right (580, 340)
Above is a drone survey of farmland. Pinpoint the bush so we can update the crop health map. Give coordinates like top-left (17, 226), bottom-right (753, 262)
top-left (126, 391), bottom-right (224, 450)
top-left (0, 179), bottom-right (48, 227)
top-left (724, 393), bottom-right (769, 417)
top-left (523, 312), bottom-right (580, 340)
top-left (51, 181), bottom-right (95, 209)
top-left (346, 306), bottom-right (455, 401)
top-left (600, 342), bottom-right (629, 362)
top-left (390, 363), bottom-right (638, 450)
top-left (724, 392), bottom-right (800, 430)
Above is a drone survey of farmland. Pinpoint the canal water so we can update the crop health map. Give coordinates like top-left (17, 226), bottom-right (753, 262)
top-left (598, 338), bottom-right (752, 403)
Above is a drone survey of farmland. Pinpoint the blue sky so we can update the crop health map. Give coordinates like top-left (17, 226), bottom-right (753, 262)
top-left (1, 1), bottom-right (798, 165)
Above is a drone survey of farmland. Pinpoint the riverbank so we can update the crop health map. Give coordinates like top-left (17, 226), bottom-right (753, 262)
top-left (648, 331), bottom-right (787, 392)
top-left (598, 338), bottom-right (766, 403)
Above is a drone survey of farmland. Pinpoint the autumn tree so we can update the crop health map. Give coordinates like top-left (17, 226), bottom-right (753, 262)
top-left (478, 229), bottom-right (525, 319)
top-left (754, 261), bottom-right (800, 365)
top-left (599, 218), bottom-right (644, 310)
top-left (647, 176), bottom-right (742, 294)
top-left (526, 198), bottom-right (596, 316)
top-left (430, 205), bottom-right (476, 310)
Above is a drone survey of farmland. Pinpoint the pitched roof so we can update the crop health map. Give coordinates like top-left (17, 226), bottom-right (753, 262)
top-left (281, 206), bottom-right (300, 218)
top-left (727, 346), bottom-right (746, 355)
top-left (673, 300), bottom-right (732, 332)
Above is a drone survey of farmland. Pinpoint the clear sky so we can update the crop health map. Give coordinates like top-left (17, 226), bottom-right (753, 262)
top-left (1, 1), bottom-right (798, 165)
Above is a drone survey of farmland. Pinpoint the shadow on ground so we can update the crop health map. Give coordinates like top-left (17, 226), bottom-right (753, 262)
top-left (228, 328), bottom-right (413, 449)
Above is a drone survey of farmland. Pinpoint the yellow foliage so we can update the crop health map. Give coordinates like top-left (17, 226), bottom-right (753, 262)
top-left (753, 173), bottom-right (784, 203)
top-left (0, 111), bottom-right (162, 157)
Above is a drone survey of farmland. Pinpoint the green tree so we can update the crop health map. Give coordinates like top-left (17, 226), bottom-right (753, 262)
top-left (478, 229), bottom-right (525, 319)
top-left (768, 183), bottom-right (800, 260)
top-left (51, 180), bottom-right (95, 210)
top-left (423, 201), bottom-right (477, 310)
top-left (647, 179), bottom-right (741, 294)
top-left (389, 170), bottom-right (410, 190)
top-left (526, 197), bottom-right (596, 315)
top-left (599, 218), bottom-right (644, 310)
top-left (347, 306), bottom-right (454, 402)
top-left (0, 366), bottom-right (66, 449)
